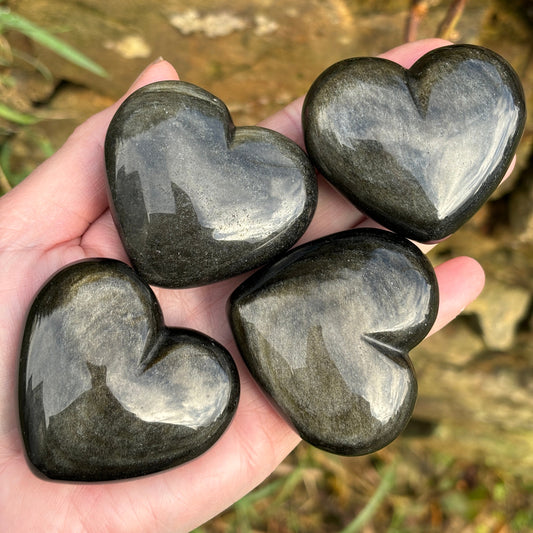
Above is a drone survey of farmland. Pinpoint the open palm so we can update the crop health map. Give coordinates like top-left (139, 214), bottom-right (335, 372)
top-left (0, 39), bottom-right (488, 532)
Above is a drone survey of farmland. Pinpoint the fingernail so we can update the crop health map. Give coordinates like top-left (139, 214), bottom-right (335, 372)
top-left (131, 57), bottom-right (166, 85)
top-left (149, 56), bottom-right (165, 66)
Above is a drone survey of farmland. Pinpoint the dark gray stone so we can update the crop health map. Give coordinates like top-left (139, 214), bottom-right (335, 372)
top-left (19, 259), bottom-right (239, 481)
top-left (229, 228), bottom-right (438, 455)
top-left (302, 44), bottom-right (526, 242)
top-left (105, 80), bottom-right (317, 288)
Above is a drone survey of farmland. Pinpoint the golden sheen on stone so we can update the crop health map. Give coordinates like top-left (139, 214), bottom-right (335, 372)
top-left (230, 229), bottom-right (438, 456)
top-left (303, 44), bottom-right (526, 242)
top-left (105, 80), bottom-right (317, 288)
top-left (19, 259), bottom-right (240, 481)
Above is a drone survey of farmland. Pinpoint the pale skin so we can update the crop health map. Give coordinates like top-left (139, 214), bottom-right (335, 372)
top-left (0, 39), bottom-right (499, 532)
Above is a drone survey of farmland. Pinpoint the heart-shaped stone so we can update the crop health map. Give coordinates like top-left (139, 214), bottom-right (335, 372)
top-left (105, 80), bottom-right (317, 288)
top-left (19, 259), bottom-right (239, 481)
top-left (302, 44), bottom-right (526, 242)
top-left (229, 228), bottom-right (438, 455)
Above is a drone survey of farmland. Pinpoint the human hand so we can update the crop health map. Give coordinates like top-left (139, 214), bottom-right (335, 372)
top-left (0, 39), bottom-right (490, 532)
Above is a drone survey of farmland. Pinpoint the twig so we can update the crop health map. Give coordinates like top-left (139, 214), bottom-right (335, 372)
top-left (405, 0), bottom-right (429, 43)
top-left (437, 0), bottom-right (468, 40)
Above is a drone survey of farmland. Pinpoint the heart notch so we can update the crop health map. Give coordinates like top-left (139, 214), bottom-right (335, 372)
top-left (303, 44), bottom-right (526, 242)
top-left (19, 259), bottom-right (240, 481)
top-left (105, 81), bottom-right (318, 288)
top-left (230, 229), bottom-right (438, 455)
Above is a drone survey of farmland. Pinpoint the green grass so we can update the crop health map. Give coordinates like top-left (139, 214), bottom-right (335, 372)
top-left (192, 442), bottom-right (533, 533)
top-left (0, 132), bottom-right (55, 192)
top-left (0, 6), bottom-right (107, 193)
top-left (0, 7), bottom-right (107, 77)
top-left (338, 462), bottom-right (396, 533)
top-left (0, 102), bottom-right (40, 126)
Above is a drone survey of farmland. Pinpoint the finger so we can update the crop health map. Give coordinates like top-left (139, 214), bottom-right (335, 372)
top-left (379, 37), bottom-right (452, 67)
top-left (1, 252), bottom-right (485, 533)
top-left (352, 222), bottom-right (487, 325)
top-left (73, 254), bottom-right (482, 533)
top-left (1, 59), bottom-right (180, 249)
top-left (429, 256), bottom-right (485, 336)
top-left (300, 175), bottom-right (366, 242)
top-left (165, 255), bottom-right (484, 531)
top-left (351, 218), bottom-right (438, 255)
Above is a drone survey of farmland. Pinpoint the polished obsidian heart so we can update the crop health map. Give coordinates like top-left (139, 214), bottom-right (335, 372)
top-left (19, 259), bottom-right (239, 481)
top-left (303, 44), bottom-right (526, 242)
top-left (105, 80), bottom-right (317, 288)
top-left (230, 229), bottom-right (438, 455)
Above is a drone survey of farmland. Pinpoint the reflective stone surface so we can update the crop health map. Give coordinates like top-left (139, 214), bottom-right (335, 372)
top-left (303, 44), bottom-right (526, 242)
top-left (230, 229), bottom-right (438, 455)
top-left (19, 259), bottom-right (239, 481)
top-left (105, 80), bottom-right (317, 288)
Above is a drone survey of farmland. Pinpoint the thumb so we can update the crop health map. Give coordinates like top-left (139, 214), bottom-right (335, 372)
top-left (0, 59), bottom-right (180, 250)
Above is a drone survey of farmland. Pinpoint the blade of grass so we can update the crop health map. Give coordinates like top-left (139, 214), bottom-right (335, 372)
top-left (36, 136), bottom-right (55, 158)
top-left (0, 141), bottom-right (22, 187)
top-left (0, 7), bottom-right (107, 77)
top-left (225, 465), bottom-right (306, 530)
top-left (0, 161), bottom-right (12, 194)
top-left (0, 135), bottom-right (55, 186)
top-left (339, 462), bottom-right (397, 533)
top-left (236, 477), bottom-right (286, 507)
top-left (270, 465), bottom-right (304, 509)
top-left (12, 48), bottom-right (53, 81)
top-left (0, 102), bottom-right (40, 125)
top-left (227, 477), bottom-right (287, 532)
